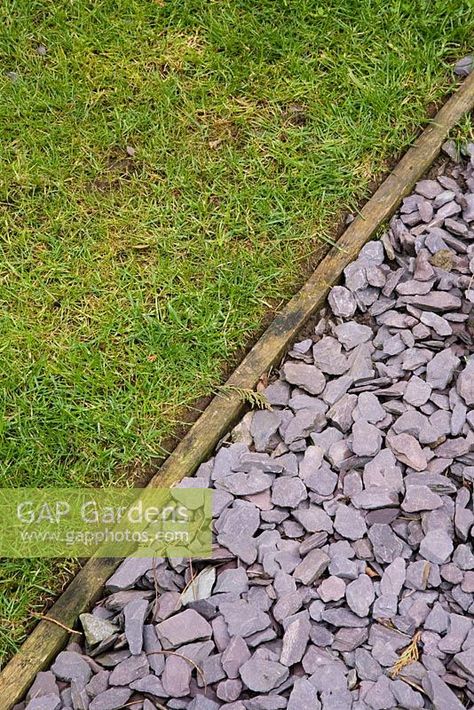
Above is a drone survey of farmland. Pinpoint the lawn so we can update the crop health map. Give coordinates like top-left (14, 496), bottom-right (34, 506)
top-left (0, 0), bottom-right (473, 664)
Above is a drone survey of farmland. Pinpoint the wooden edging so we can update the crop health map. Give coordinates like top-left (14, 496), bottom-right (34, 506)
top-left (3, 71), bottom-right (474, 708)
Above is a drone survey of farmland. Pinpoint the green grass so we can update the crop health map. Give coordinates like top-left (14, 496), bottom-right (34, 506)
top-left (0, 0), bottom-right (473, 664)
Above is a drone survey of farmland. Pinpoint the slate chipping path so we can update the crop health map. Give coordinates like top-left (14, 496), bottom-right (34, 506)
top-left (21, 142), bottom-right (474, 709)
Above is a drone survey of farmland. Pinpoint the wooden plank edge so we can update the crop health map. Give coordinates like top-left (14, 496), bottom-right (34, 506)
top-left (2, 70), bottom-right (474, 708)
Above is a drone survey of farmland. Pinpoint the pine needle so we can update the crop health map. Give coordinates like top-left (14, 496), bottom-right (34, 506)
top-left (389, 631), bottom-right (422, 678)
top-left (217, 385), bottom-right (272, 410)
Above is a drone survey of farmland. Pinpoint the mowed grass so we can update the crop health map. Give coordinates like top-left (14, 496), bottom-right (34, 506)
top-left (0, 0), bottom-right (473, 663)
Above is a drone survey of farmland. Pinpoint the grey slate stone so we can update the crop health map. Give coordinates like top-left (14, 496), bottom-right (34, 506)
top-left (419, 529), bottom-right (454, 564)
top-left (422, 671), bottom-right (465, 710)
top-left (280, 616), bottom-right (311, 666)
top-left (457, 357), bottom-right (474, 405)
top-left (51, 652), bottom-right (92, 686)
top-left (351, 420), bottom-right (382, 457)
top-left (329, 286), bottom-right (357, 317)
top-left (219, 600), bottom-right (270, 638)
top-left (25, 696), bottom-right (60, 710)
top-left (239, 657), bottom-right (289, 693)
top-left (26, 672), bottom-right (59, 701)
top-left (318, 575), bottom-right (346, 602)
top-left (123, 598), bottom-right (148, 655)
top-left (354, 648), bottom-right (383, 681)
top-left (282, 362), bottom-right (326, 395)
top-left (368, 524), bottom-right (404, 564)
top-left (271, 476), bottom-right (307, 508)
top-left (105, 558), bottom-right (154, 591)
top-left (89, 688), bottom-right (133, 710)
top-left (293, 549), bottom-right (330, 585)
top-left (426, 348), bottom-right (460, 389)
top-left (221, 636), bottom-right (250, 679)
top-left (380, 557), bottom-right (406, 596)
top-left (402, 485), bottom-right (443, 513)
top-left (334, 504), bottom-right (367, 540)
top-left (156, 609), bottom-right (212, 646)
top-left (386, 433), bottom-right (427, 471)
top-left (288, 678), bottom-right (321, 710)
top-left (363, 675), bottom-right (395, 710)
top-left (321, 608), bottom-right (369, 628)
top-left (109, 653), bottom-right (148, 686)
top-left (345, 574), bottom-right (375, 617)
top-left (162, 653), bottom-right (192, 697)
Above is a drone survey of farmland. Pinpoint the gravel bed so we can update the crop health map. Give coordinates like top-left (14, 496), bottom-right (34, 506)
top-left (21, 141), bottom-right (474, 709)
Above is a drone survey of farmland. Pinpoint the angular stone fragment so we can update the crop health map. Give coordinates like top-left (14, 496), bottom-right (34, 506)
top-left (334, 504), bottom-right (367, 540)
top-left (422, 671), bottom-right (465, 710)
top-left (217, 501), bottom-right (260, 536)
top-left (321, 608), bottom-right (369, 628)
top-left (240, 657), bottom-right (289, 693)
top-left (426, 348), bottom-right (460, 389)
top-left (457, 357), bottom-right (474, 405)
top-left (217, 470), bottom-right (272, 496)
top-left (130, 674), bottom-right (167, 697)
top-left (415, 179), bottom-right (442, 199)
top-left (401, 292), bottom-right (461, 312)
top-left (380, 557), bottom-right (406, 596)
top-left (216, 678), bottom-right (242, 702)
top-left (322, 375), bottom-right (353, 406)
top-left (79, 613), bottom-right (118, 648)
top-left (264, 380), bottom-right (291, 406)
top-left (403, 375), bottom-right (432, 406)
top-left (346, 574), bottom-right (374, 618)
top-left (328, 286), bottom-right (357, 317)
top-left (26, 671), bottom-right (59, 702)
top-left (368, 524), bottom-right (404, 564)
top-left (109, 654), bottom-right (148, 686)
top-left (250, 410), bottom-right (282, 452)
top-left (419, 529), bottom-right (454, 564)
top-left (156, 609), bottom-right (212, 647)
top-left (284, 408), bottom-right (326, 445)
top-left (221, 636), bottom-right (250, 679)
top-left (293, 505), bottom-right (333, 533)
top-left (364, 675), bottom-right (395, 710)
top-left (123, 598), bottom-right (148, 655)
top-left (402, 485), bottom-right (443, 512)
top-left (293, 549), bottom-right (330, 585)
top-left (352, 487), bottom-right (399, 510)
top-left (105, 558), bottom-right (153, 591)
top-left (271, 476), bottom-right (307, 508)
top-left (312, 336), bottom-right (349, 375)
top-left (162, 653), bottom-right (192, 697)
top-left (282, 362), bottom-right (326, 395)
top-left (327, 393), bottom-right (357, 432)
top-left (387, 433), bottom-right (427, 471)
top-left (25, 695), bottom-right (61, 710)
top-left (51, 651), bottom-right (91, 686)
top-left (288, 677), bottom-right (321, 710)
top-left (351, 420), bottom-right (382, 457)
top-left (318, 575), bottom-right (345, 602)
top-left (89, 688), bottom-right (133, 710)
top-left (355, 392), bottom-right (385, 423)
top-left (188, 697), bottom-right (221, 710)
top-left (420, 311), bottom-right (453, 336)
top-left (373, 593), bottom-right (398, 619)
top-left (334, 321), bottom-right (372, 350)
top-left (220, 600), bottom-right (270, 638)
top-left (303, 463), bottom-right (338, 496)
top-left (280, 616), bottom-right (311, 666)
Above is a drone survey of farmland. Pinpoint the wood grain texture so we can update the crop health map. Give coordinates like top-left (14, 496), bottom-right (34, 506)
top-left (2, 70), bottom-right (474, 708)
